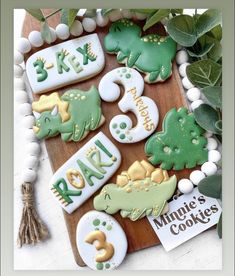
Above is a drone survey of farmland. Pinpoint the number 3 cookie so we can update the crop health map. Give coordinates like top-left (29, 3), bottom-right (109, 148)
top-left (98, 67), bottom-right (159, 143)
top-left (76, 210), bottom-right (128, 270)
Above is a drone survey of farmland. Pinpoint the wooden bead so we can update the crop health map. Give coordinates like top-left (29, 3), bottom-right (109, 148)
top-left (109, 10), bottom-right (122, 22)
top-left (134, 12), bottom-right (147, 20)
top-left (176, 50), bottom-right (189, 65)
top-left (14, 78), bottom-right (25, 90)
top-left (178, 179), bottom-right (194, 194)
top-left (96, 10), bottom-right (109, 27)
top-left (15, 90), bottom-right (28, 104)
top-left (186, 87), bottom-right (201, 102)
top-left (208, 150), bottom-right (221, 163)
top-left (49, 27), bottom-right (57, 43)
top-left (19, 103), bottom-right (32, 116)
top-left (14, 51), bottom-right (24, 65)
top-left (17, 37), bottom-right (31, 53)
top-left (28, 30), bottom-right (44, 47)
top-left (204, 131), bottom-right (213, 138)
top-left (182, 76), bottom-right (194, 90)
top-left (82, 18), bottom-right (97, 32)
top-left (206, 137), bottom-right (218, 150)
top-left (201, 162), bottom-right (217, 176)
top-left (179, 62), bottom-right (190, 77)
top-left (24, 156), bottom-right (39, 169)
top-left (25, 129), bottom-right (38, 142)
top-left (56, 24), bottom-right (70, 40)
top-left (191, 100), bottom-right (203, 111)
top-left (26, 142), bottom-right (41, 156)
top-left (189, 170), bottom-right (205, 185)
top-left (14, 65), bottom-right (24, 78)
top-left (70, 20), bottom-right (83, 36)
top-left (121, 9), bottom-right (133, 19)
top-left (22, 168), bottom-right (37, 183)
top-left (22, 115), bottom-right (35, 128)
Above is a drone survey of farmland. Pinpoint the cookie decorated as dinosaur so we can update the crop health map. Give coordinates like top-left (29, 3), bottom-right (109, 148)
top-left (145, 107), bottom-right (208, 170)
top-left (26, 34), bottom-right (105, 94)
top-left (32, 86), bottom-right (104, 142)
top-left (93, 160), bottom-right (177, 221)
top-left (104, 19), bottom-right (176, 83)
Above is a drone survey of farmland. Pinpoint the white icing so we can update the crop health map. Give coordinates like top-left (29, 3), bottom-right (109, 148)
top-left (76, 210), bottom-right (127, 270)
top-left (49, 132), bottom-right (121, 214)
top-left (98, 67), bottom-right (159, 143)
top-left (26, 34), bottom-right (105, 94)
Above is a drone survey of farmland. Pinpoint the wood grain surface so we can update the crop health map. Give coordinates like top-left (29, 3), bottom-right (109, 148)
top-left (22, 10), bottom-right (193, 267)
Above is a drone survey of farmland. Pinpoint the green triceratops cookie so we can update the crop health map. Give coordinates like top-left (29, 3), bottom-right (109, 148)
top-left (104, 19), bottom-right (177, 83)
top-left (32, 86), bottom-right (104, 142)
top-left (93, 160), bottom-right (177, 221)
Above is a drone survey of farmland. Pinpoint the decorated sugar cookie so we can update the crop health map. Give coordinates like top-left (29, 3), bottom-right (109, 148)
top-left (98, 67), bottom-right (159, 143)
top-left (94, 160), bottom-right (177, 221)
top-left (145, 107), bottom-right (208, 170)
top-left (76, 210), bottom-right (127, 270)
top-left (32, 86), bottom-right (104, 142)
top-left (104, 19), bottom-right (176, 83)
top-left (26, 34), bottom-right (105, 93)
top-left (49, 132), bottom-right (121, 213)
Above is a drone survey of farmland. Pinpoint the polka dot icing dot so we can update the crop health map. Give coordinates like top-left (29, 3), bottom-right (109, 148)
top-left (93, 219), bottom-right (100, 226)
top-left (119, 122), bottom-right (127, 129)
top-left (178, 179), bottom-right (194, 194)
top-left (201, 161), bottom-right (217, 176)
top-left (208, 150), bottom-right (221, 163)
top-left (96, 262), bottom-right (104, 270)
top-left (206, 137), bottom-right (218, 150)
top-left (189, 170), bottom-right (206, 185)
top-left (112, 123), bottom-right (118, 129)
top-left (119, 134), bottom-right (126, 140)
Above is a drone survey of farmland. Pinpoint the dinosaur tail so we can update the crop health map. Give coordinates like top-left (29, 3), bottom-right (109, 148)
top-left (160, 175), bottom-right (177, 200)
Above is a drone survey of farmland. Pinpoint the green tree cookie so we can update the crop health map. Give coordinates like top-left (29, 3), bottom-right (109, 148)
top-left (145, 108), bottom-right (208, 170)
top-left (104, 19), bottom-right (176, 83)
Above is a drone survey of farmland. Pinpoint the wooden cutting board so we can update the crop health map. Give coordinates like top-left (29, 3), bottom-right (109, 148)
top-left (22, 10), bottom-right (193, 267)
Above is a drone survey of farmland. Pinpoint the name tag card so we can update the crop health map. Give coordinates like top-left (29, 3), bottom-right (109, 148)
top-left (26, 34), bottom-right (105, 94)
top-left (147, 188), bottom-right (222, 251)
top-left (49, 132), bottom-right (121, 214)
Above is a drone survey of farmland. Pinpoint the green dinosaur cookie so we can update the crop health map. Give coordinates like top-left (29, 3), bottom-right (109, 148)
top-left (145, 107), bottom-right (208, 170)
top-left (32, 86), bottom-right (104, 142)
top-left (93, 160), bottom-right (177, 221)
top-left (104, 19), bottom-right (176, 83)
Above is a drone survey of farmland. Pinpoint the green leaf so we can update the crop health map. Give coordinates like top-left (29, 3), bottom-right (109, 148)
top-left (166, 15), bottom-right (197, 47)
top-left (41, 21), bottom-right (53, 44)
top-left (143, 9), bottom-right (171, 31)
top-left (207, 25), bottom-right (222, 41)
top-left (130, 9), bottom-right (157, 14)
top-left (84, 9), bottom-right (97, 18)
top-left (101, 9), bottom-right (114, 16)
top-left (61, 9), bottom-right (79, 27)
top-left (198, 174), bottom-right (222, 199)
top-left (207, 38), bottom-right (222, 62)
top-left (217, 213), bottom-right (222, 238)
top-left (171, 9), bottom-right (183, 14)
top-left (201, 86), bottom-right (222, 108)
top-left (186, 59), bottom-right (222, 88)
top-left (196, 9), bottom-right (222, 38)
top-left (215, 120), bottom-right (222, 132)
top-left (187, 42), bottom-right (215, 58)
top-left (194, 104), bottom-right (222, 134)
top-left (25, 9), bottom-right (45, 22)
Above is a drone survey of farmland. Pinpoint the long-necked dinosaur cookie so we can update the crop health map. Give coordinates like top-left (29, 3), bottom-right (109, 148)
top-left (26, 34), bottom-right (105, 94)
top-left (93, 160), bottom-right (177, 221)
top-left (98, 67), bottom-right (159, 143)
top-left (145, 107), bottom-right (208, 170)
top-left (104, 19), bottom-right (176, 83)
top-left (49, 132), bottom-right (121, 213)
top-left (32, 86), bottom-right (104, 142)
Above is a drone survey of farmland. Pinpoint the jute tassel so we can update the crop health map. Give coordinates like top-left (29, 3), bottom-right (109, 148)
top-left (17, 182), bottom-right (49, 247)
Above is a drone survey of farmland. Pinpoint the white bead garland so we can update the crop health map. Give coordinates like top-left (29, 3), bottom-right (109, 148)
top-left (191, 99), bottom-right (204, 111)
top-left (186, 87), bottom-right (201, 102)
top-left (49, 27), bottom-right (57, 43)
top-left (206, 137), bottom-right (218, 150)
top-left (22, 115), bottom-right (35, 128)
top-left (24, 129), bottom-right (38, 142)
top-left (201, 162), bottom-right (217, 176)
top-left (82, 18), bottom-right (97, 32)
top-left (189, 170), bottom-right (205, 185)
top-left (14, 51), bottom-right (24, 65)
top-left (121, 9), bottom-right (133, 19)
top-left (70, 20), bottom-right (83, 36)
top-left (96, 10), bottom-right (109, 27)
top-left (15, 90), bottom-right (28, 104)
top-left (22, 168), bottom-right (37, 183)
top-left (14, 65), bottom-right (24, 78)
top-left (182, 76), bottom-right (194, 90)
top-left (17, 37), bottom-right (32, 54)
top-left (108, 10), bottom-right (123, 22)
top-left (204, 131), bottom-right (213, 138)
top-left (176, 50), bottom-right (189, 65)
top-left (178, 179), bottom-right (194, 194)
top-left (134, 12), bottom-right (147, 20)
top-left (56, 24), bottom-right (70, 40)
top-left (14, 78), bottom-right (26, 90)
top-left (24, 156), bottom-right (39, 169)
top-left (28, 30), bottom-right (44, 47)
top-left (208, 150), bottom-right (221, 163)
top-left (26, 142), bottom-right (41, 156)
top-left (19, 103), bottom-right (32, 116)
top-left (178, 62), bottom-right (190, 77)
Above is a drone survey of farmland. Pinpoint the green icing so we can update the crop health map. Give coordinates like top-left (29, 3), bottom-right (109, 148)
top-left (125, 73), bottom-right (131, 79)
top-left (105, 263), bottom-right (110, 269)
top-left (76, 43), bottom-right (97, 65)
top-left (119, 134), bottom-right (125, 139)
top-left (93, 175), bottom-right (177, 221)
top-left (145, 107), bottom-right (208, 170)
top-left (68, 55), bottom-right (83, 73)
top-left (96, 262), bottom-right (104, 270)
top-left (93, 219), bottom-right (100, 226)
top-left (106, 225), bottom-right (112, 231)
top-left (104, 19), bottom-right (177, 83)
top-left (56, 51), bottom-right (70, 74)
top-left (112, 123), bottom-right (117, 129)
top-left (102, 221), bottom-right (106, 226)
top-left (33, 59), bottom-right (48, 82)
top-left (119, 122), bottom-right (127, 129)
top-left (33, 86), bottom-right (103, 142)
top-left (95, 140), bottom-right (117, 161)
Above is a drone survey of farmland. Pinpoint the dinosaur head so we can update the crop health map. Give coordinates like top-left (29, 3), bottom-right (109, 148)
top-left (33, 105), bottom-right (62, 139)
top-left (93, 184), bottom-right (119, 214)
top-left (104, 19), bottom-right (141, 53)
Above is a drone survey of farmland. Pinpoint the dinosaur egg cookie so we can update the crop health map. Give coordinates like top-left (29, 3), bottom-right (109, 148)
top-left (104, 19), bottom-right (176, 83)
top-left (26, 34), bottom-right (105, 94)
top-left (94, 160), bottom-right (177, 221)
top-left (49, 132), bottom-right (121, 213)
top-left (76, 210), bottom-right (128, 270)
top-left (32, 86), bottom-right (105, 142)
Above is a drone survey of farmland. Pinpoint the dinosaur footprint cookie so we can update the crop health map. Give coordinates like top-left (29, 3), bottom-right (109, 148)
top-left (32, 86), bottom-right (105, 142)
top-left (93, 160), bottom-right (177, 221)
top-left (104, 19), bottom-right (176, 83)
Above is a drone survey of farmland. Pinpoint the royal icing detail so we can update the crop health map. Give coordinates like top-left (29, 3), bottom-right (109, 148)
top-left (26, 34), bottom-right (105, 94)
top-left (98, 67), bottom-right (159, 143)
top-left (104, 19), bottom-right (176, 83)
top-left (145, 107), bottom-right (208, 170)
top-left (32, 86), bottom-right (104, 142)
top-left (76, 210), bottom-right (127, 270)
top-left (93, 160), bottom-right (177, 221)
top-left (49, 132), bottom-right (121, 213)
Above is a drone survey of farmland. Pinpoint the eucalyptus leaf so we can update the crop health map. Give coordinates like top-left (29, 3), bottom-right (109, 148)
top-left (196, 9), bottom-right (222, 38)
top-left (186, 59), bottom-right (222, 87)
top-left (130, 9), bottom-right (157, 14)
top-left (61, 9), bottom-right (79, 27)
top-left (194, 104), bottom-right (222, 134)
top-left (143, 9), bottom-right (171, 31)
top-left (217, 213), bottom-right (222, 238)
top-left (187, 42), bottom-right (215, 58)
top-left (207, 38), bottom-right (222, 62)
top-left (198, 174), bottom-right (222, 199)
top-left (166, 15), bottom-right (197, 47)
top-left (101, 9), bottom-right (114, 16)
top-left (84, 9), bottom-right (97, 18)
top-left (41, 21), bottom-right (53, 44)
top-left (207, 25), bottom-right (222, 41)
top-left (25, 9), bottom-right (45, 22)
top-left (201, 86), bottom-right (222, 108)
top-left (215, 120), bottom-right (222, 131)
